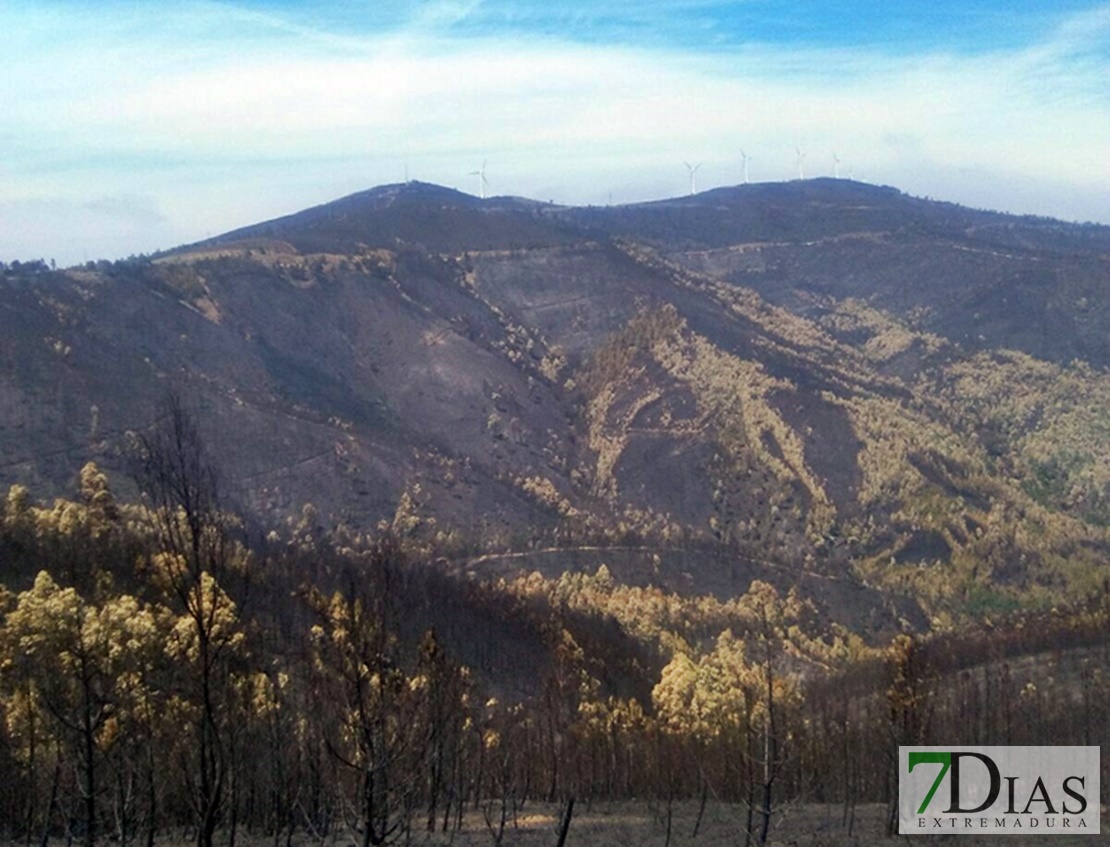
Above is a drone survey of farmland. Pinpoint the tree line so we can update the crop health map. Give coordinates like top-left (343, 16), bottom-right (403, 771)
top-left (1, 401), bottom-right (1107, 846)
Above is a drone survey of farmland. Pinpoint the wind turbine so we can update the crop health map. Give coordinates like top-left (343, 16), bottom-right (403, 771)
top-left (740, 149), bottom-right (751, 184)
top-left (469, 161), bottom-right (489, 199)
top-left (833, 152), bottom-right (841, 179)
top-left (684, 161), bottom-right (702, 195)
top-left (795, 147), bottom-right (806, 180)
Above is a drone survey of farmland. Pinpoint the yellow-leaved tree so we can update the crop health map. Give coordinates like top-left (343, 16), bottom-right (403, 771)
top-left (305, 540), bottom-right (424, 847)
top-left (0, 572), bottom-right (165, 847)
top-left (733, 581), bottom-right (807, 846)
top-left (131, 395), bottom-right (250, 847)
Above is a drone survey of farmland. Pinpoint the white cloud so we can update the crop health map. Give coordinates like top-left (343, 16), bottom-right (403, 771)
top-left (1, 0), bottom-right (1107, 263)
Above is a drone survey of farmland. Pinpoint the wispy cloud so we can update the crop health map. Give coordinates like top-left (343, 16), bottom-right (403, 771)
top-left (1, 0), bottom-right (1107, 263)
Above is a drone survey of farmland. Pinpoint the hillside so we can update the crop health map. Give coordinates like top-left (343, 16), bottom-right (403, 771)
top-left (3, 178), bottom-right (1110, 630)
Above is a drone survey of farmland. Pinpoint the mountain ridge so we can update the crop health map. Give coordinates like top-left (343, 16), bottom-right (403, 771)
top-left (3, 178), bottom-right (1109, 634)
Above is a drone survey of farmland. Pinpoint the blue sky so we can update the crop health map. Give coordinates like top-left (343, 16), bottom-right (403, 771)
top-left (2, 0), bottom-right (1109, 264)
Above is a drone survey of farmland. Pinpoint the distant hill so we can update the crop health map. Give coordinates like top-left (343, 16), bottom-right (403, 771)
top-left (3, 178), bottom-right (1109, 634)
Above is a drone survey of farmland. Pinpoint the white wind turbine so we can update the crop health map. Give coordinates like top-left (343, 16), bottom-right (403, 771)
top-left (795, 147), bottom-right (806, 180)
top-left (684, 161), bottom-right (702, 195)
top-left (833, 152), bottom-right (842, 179)
top-left (469, 161), bottom-right (489, 199)
top-left (741, 149), bottom-right (751, 184)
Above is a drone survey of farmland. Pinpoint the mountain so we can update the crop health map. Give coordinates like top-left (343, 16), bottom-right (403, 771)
top-left (3, 178), bottom-right (1109, 634)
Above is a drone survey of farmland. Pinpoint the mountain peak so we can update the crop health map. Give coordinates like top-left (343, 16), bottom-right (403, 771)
top-left (191, 179), bottom-right (576, 255)
top-left (335, 180), bottom-right (484, 210)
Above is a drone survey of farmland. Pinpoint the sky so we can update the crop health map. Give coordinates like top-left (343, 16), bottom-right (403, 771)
top-left (2, 0), bottom-right (1109, 265)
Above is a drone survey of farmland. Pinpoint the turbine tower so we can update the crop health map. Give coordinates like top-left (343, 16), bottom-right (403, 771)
top-left (684, 161), bottom-right (702, 195)
top-left (795, 147), bottom-right (806, 180)
top-left (741, 149), bottom-right (751, 184)
top-left (469, 161), bottom-right (489, 199)
top-left (833, 152), bottom-right (841, 179)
